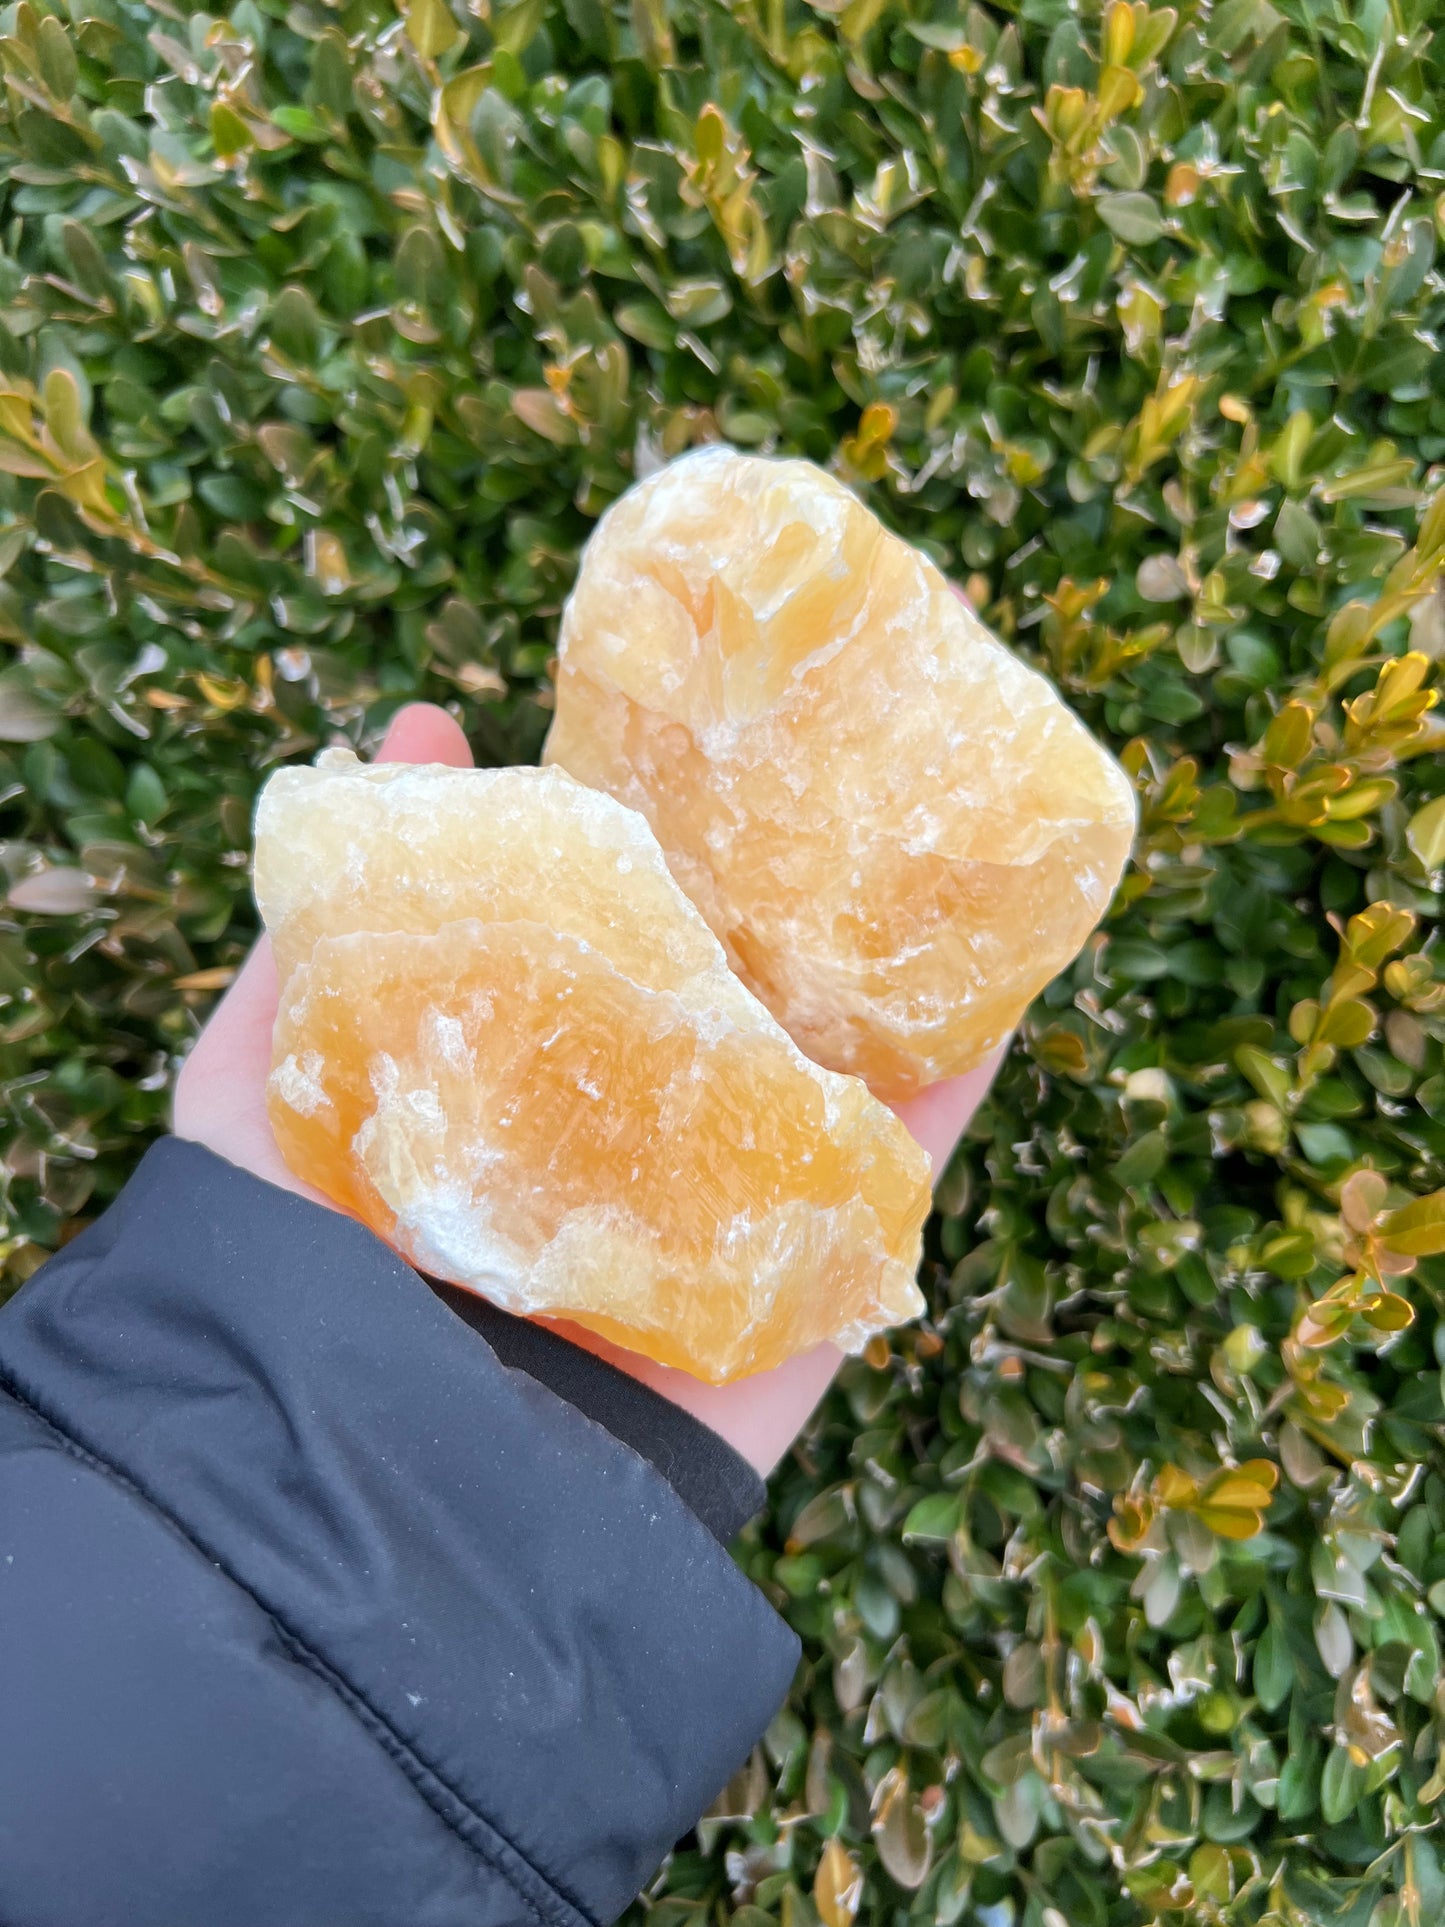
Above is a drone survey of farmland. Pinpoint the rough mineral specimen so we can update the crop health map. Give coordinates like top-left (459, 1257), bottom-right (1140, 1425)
top-left (544, 445), bottom-right (1137, 1099)
top-left (254, 751), bottom-right (931, 1383)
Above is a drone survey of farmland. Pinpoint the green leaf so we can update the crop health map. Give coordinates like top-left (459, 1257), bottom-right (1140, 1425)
top-left (1295, 1122), bottom-right (1355, 1168)
top-left (1253, 1621), bottom-right (1293, 1711)
top-left (1277, 1745), bottom-right (1319, 1823)
top-left (37, 15), bottom-right (78, 100)
top-left (309, 31), bottom-right (355, 117)
top-left (271, 106), bottom-right (329, 144)
top-left (1274, 498), bottom-right (1320, 568)
top-left (61, 222), bottom-right (112, 302)
top-left (125, 763), bottom-right (167, 825)
top-left (907, 22), bottom-right (967, 49)
top-left (1107, 939), bottom-right (1171, 981)
top-left (1237, 1046), bottom-right (1291, 1108)
top-left (0, 671), bottom-right (60, 742)
top-left (1097, 191), bottom-right (1165, 244)
top-left (901, 1493), bottom-right (960, 1543)
top-left (268, 286), bottom-right (323, 363)
top-left (1113, 1128), bottom-right (1168, 1188)
top-left (1320, 1745), bottom-right (1364, 1826)
top-left (615, 301), bottom-right (674, 349)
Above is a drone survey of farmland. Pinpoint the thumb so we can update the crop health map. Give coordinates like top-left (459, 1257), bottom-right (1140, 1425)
top-left (374, 702), bottom-right (474, 770)
top-left (175, 704), bottom-right (476, 1140)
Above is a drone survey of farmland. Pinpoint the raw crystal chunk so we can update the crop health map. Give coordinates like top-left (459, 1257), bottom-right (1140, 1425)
top-left (254, 752), bottom-right (931, 1383)
top-left (544, 446), bottom-right (1137, 1099)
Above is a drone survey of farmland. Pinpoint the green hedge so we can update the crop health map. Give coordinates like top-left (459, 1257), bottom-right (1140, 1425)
top-left (3, 0), bottom-right (1445, 1918)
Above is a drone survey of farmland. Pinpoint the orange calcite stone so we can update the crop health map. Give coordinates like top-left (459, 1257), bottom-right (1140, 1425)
top-left (545, 446), bottom-right (1137, 1099)
top-left (254, 752), bottom-right (931, 1383)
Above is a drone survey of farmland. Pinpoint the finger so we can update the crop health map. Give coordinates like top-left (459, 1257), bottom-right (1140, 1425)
top-left (375, 701), bottom-right (473, 769)
top-left (172, 935), bottom-right (280, 1135)
top-left (187, 707), bottom-right (471, 1046)
top-left (177, 703), bottom-right (474, 1126)
top-left (892, 1038), bottom-right (1010, 1175)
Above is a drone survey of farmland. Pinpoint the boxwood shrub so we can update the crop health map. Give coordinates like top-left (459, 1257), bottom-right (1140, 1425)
top-left (2, 0), bottom-right (1445, 1919)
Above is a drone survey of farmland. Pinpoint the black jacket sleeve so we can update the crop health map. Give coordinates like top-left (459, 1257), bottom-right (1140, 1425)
top-left (0, 1139), bottom-right (799, 1927)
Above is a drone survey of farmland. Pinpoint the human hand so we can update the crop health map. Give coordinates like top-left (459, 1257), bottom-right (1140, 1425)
top-left (172, 703), bottom-right (476, 1201)
top-left (173, 699), bottom-right (1006, 1478)
top-left (550, 1054), bottom-right (1004, 1476)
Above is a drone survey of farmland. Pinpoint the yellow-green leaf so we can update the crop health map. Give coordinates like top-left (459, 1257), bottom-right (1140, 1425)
top-left (210, 102), bottom-right (253, 159)
top-left (1406, 795), bottom-right (1445, 871)
top-left (43, 367), bottom-right (88, 457)
top-left (1263, 698), bottom-right (1314, 769)
top-left (1318, 997), bottom-right (1375, 1048)
top-left (1380, 1193), bottom-right (1445, 1258)
top-left (1361, 1292), bottom-right (1414, 1332)
top-left (1325, 777), bottom-right (1397, 820)
top-left (406, 0), bottom-right (462, 59)
top-left (493, 0), bottom-right (546, 53)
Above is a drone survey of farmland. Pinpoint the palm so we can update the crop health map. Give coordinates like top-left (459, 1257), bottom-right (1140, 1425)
top-left (173, 703), bottom-right (1002, 1474)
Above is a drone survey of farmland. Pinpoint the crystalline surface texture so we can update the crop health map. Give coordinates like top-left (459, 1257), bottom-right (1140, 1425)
top-left (254, 752), bottom-right (931, 1383)
top-left (544, 445), bottom-right (1138, 1100)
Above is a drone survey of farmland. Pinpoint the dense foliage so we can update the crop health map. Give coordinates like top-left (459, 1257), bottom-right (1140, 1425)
top-left (2, 0), bottom-right (1445, 1917)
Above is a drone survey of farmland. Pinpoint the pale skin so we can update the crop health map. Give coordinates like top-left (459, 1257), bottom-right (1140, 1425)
top-left (173, 701), bottom-right (1004, 1478)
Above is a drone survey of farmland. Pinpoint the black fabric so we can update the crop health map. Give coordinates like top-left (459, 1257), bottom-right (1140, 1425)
top-left (0, 1139), bottom-right (799, 1927)
top-left (429, 1284), bottom-right (764, 1545)
top-left (0, 1391), bottom-right (510, 1927)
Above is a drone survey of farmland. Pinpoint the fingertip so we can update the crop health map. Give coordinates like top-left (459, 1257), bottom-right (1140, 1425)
top-left (375, 702), bottom-right (474, 770)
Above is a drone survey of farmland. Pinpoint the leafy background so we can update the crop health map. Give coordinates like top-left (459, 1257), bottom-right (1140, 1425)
top-left (2, 0), bottom-right (1445, 1918)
